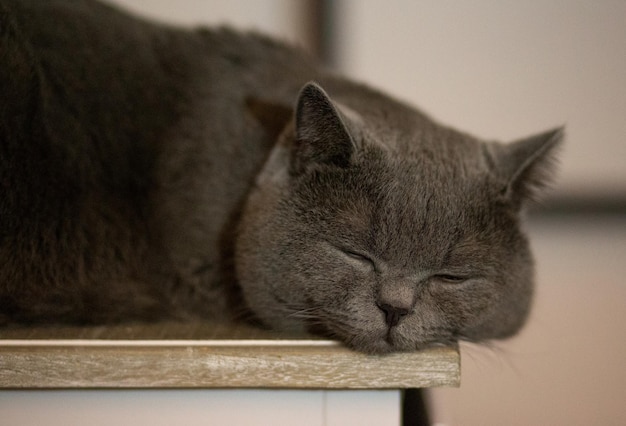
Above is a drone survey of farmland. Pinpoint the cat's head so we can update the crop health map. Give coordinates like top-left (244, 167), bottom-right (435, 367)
top-left (236, 82), bottom-right (562, 353)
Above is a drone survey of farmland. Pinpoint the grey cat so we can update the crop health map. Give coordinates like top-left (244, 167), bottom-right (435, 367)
top-left (0, 0), bottom-right (561, 354)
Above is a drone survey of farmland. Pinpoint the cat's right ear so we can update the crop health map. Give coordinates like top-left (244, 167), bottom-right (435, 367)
top-left (291, 82), bottom-right (356, 175)
top-left (491, 127), bottom-right (564, 208)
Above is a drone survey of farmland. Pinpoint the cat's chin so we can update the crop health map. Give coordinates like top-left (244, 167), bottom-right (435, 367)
top-left (320, 325), bottom-right (432, 355)
top-left (351, 340), bottom-right (399, 355)
top-left (346, 336), bottom-right (425, 355)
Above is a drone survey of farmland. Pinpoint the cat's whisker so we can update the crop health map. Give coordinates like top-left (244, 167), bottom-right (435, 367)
top-left (286, 307), bottom-right (322, 319)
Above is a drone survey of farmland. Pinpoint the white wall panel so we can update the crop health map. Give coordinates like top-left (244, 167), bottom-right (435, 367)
top-left (0, 390), bottom-right (400, 426)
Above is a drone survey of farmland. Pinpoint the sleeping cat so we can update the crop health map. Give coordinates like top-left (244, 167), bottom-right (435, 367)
top-left (0, 0), bottom-right (561, 354)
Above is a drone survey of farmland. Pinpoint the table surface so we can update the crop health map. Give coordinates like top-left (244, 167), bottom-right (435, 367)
top-left (0, 321), bottom-right (460, 389)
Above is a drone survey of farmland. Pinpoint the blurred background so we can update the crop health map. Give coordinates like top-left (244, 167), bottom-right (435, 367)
top-left (109, 0), bottom-right (626, 200)
top-left (67, 1), bottom-right (626, 424)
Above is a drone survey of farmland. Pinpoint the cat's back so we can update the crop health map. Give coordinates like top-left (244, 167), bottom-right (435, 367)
top-left (0, 0), bottom-right (318, 323)
top-left (2, 0), bottom-right (318, 169)
top-left (0, 0), bottom-right (195, 322)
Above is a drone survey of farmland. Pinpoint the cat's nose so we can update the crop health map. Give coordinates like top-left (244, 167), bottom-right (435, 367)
top-left (377, 303), bottom-right (409, 327)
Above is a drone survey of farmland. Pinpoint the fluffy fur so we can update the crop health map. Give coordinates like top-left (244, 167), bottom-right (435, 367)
top-left (0, 0), bottom-right (561, 353)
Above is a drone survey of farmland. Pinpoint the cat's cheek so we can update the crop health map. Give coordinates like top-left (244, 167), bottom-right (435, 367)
top-left (317, 276), bottom-right (386, 339)
top-left (427, 280), bottom-right (498, 326)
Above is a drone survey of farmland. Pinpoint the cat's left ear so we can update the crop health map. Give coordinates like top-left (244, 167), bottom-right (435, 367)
top-left (491, 127), bottom-right (564, 207)
top-left (291, 82), bottom-right (357, 175)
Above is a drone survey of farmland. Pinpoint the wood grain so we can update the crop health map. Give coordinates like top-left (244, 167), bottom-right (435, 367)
top-left (0, 322), bottom-right (460, 389)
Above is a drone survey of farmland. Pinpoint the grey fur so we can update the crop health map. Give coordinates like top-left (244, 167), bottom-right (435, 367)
top-left (0, 0), bottom-right (562, 353)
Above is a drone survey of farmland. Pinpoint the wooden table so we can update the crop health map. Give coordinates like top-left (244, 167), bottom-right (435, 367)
top-left (0, 321), bottom-right (459, 389)
top-left (0, 322), bottom-right (459, 425)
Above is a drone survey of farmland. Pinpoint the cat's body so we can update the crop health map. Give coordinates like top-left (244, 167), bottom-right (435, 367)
top-left (0, 0), bottom-right (561, 353)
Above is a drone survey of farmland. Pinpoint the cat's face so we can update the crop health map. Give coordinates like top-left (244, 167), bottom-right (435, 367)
top-left (236, 82), bottom-right (561, 353)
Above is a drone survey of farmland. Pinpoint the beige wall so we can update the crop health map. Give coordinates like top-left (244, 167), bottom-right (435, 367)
top-left (334, 0), bottom-right (626, 198)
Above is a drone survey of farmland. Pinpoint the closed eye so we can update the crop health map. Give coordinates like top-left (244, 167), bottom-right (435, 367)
top-left (339, 248), bottom-right (376, 271)
top-left (433, 274), bottom-right (467, 284)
